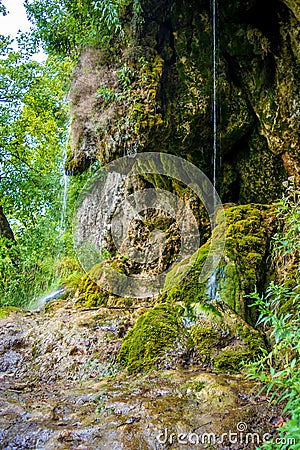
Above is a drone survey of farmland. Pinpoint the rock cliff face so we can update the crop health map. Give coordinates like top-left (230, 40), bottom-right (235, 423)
top-left (67, 0), bottom-right (299, 203)
top-left (66, 1), bottom-right (299, 331)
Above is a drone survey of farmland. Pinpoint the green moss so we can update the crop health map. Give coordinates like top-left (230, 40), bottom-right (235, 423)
top-left (218, 204), bottom-right (276, 323)
top-left (64, 257), bottom-right (134, 308)
top-left (187, 309), bottom-right (266, 373)
top-left (214, 346), bottom-right (251, 372)
top-left (235, 324), bottom-right (266, 354)
top-left (159, 204), bottom-right (275, 324)
top-left (190, 326), bottom-right (219, 363)
top-left (221, 263), bottom-right (240, 313)
top-left (117, 304), bottom-right (181, 374)
top-left (211, 321), bottom-right (266, 372)
top-left (161, 243), bottom-right (210, 304)
top-left (64, 272), bottom-right (109, 307)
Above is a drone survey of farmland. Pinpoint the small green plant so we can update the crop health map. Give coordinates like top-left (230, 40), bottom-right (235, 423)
top-left (117, 64), bottom-right (134, 90)
top-left (247, 286), bottom-right (300, 449)
top-left (96, 84), bottom-right (116, 103)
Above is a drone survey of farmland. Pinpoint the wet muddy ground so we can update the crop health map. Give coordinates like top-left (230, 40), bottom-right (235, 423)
top-left (0, 301), bottom-right (282, 449)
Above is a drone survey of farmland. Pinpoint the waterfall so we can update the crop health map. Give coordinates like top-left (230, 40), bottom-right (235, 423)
top-left (60, 172), bottom-right (68, 231)
top-left (59, 150), bottom-right (69, 235)
top-left (212, 0), bottom-right (218, 208)
top-left (206, 0), bottom-right (220, 301)
top-left (30, 287), bottom-right (66, 311)
top-left (206, 267), bottom-right (222, 302)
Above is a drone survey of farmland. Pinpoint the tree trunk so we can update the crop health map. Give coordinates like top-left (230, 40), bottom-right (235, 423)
top-left (0, 205), bottom-right (15, 243)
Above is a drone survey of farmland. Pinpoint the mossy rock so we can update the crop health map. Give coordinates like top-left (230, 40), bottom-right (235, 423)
top-left (212, 320), bottom-right (267, 373)
top-left (116, 297), bottom-right (266, 375)
top-left (64, 272), bottom-right (109, 308)
top-left (190, 326), bottom-right (219, 363)
top-left (213, 345), bottom-right (252, 372)
top-left (63, 266), bottom-right (146, 309)
top-left (161, 243), bottom-right (210, 304)
top-left (160, 203), bottom-right (276, 324)
top-left (235, 323), bottom-right (266, 353)
top-left (186, 301), bottom-right (265, 372)
top-left (219, 204), bottom-right (276, 323)
top-left (117, 304), bottom-right (182, 374)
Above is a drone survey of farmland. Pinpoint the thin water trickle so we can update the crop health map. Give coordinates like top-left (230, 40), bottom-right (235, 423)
top-left (59, 151), bottom-right (69, 235)
top-left (28, 287), bottom-right (66, 311)
top-left (206, 268), bottom-right (222, 302)
top-left (60, 172), bottom-right (68, 231)
top-left (207, 0), bottom-right (220, 298)
top-left (212, 0), bottom-right (217, 199)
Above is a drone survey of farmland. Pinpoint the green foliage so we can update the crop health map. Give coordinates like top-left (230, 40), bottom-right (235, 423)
top-left (0, 236), bottom-right (60, 307)
top-left (0, 225), bottom-right (80, 308)
top-left (0, 1), bottom-right (7, 16)
top-left (96, 84), bottom-right (118, 103)
top-left (25, 0), bottom-right (140, 56)
top-left (0, 39), bottom-right (73, 220)
top-left (275, 177), bottom-right (300, 258)
top-left (246, 178), bottom-right (300, 449)
top-left (117, 64), bottom-right (134, 90)
top-left (0, 33), bottom-right (74, 307)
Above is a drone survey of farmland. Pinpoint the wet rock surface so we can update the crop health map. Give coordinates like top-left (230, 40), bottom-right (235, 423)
top-left (67, 0), bottom-right (299, 201)
top-left (0, 302), bottom-right (282, 449)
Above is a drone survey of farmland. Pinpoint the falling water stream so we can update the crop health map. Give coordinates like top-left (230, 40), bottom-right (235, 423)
top-left (59, 156), bottom-right (69, 234)
top-left (212, 0), bottom-right (217, 202)
top-left (28, 153), bottom-right (69, 311)
top-left (206, 0), bottom-right (221, 301)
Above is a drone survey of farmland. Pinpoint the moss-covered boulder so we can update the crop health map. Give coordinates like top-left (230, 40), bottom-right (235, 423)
top-left (218, 204), bottom-right (276, 323)
top-left (117, 304), bottom-right (182, 373)
top-left (117, 298), bottom-right (265, 374)
top-left (63, 272), bottom-right (109, 308)
top-left (187, 301), bottom-right (265, 372)
top-left (161, 203), bottom-right (276, 324)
